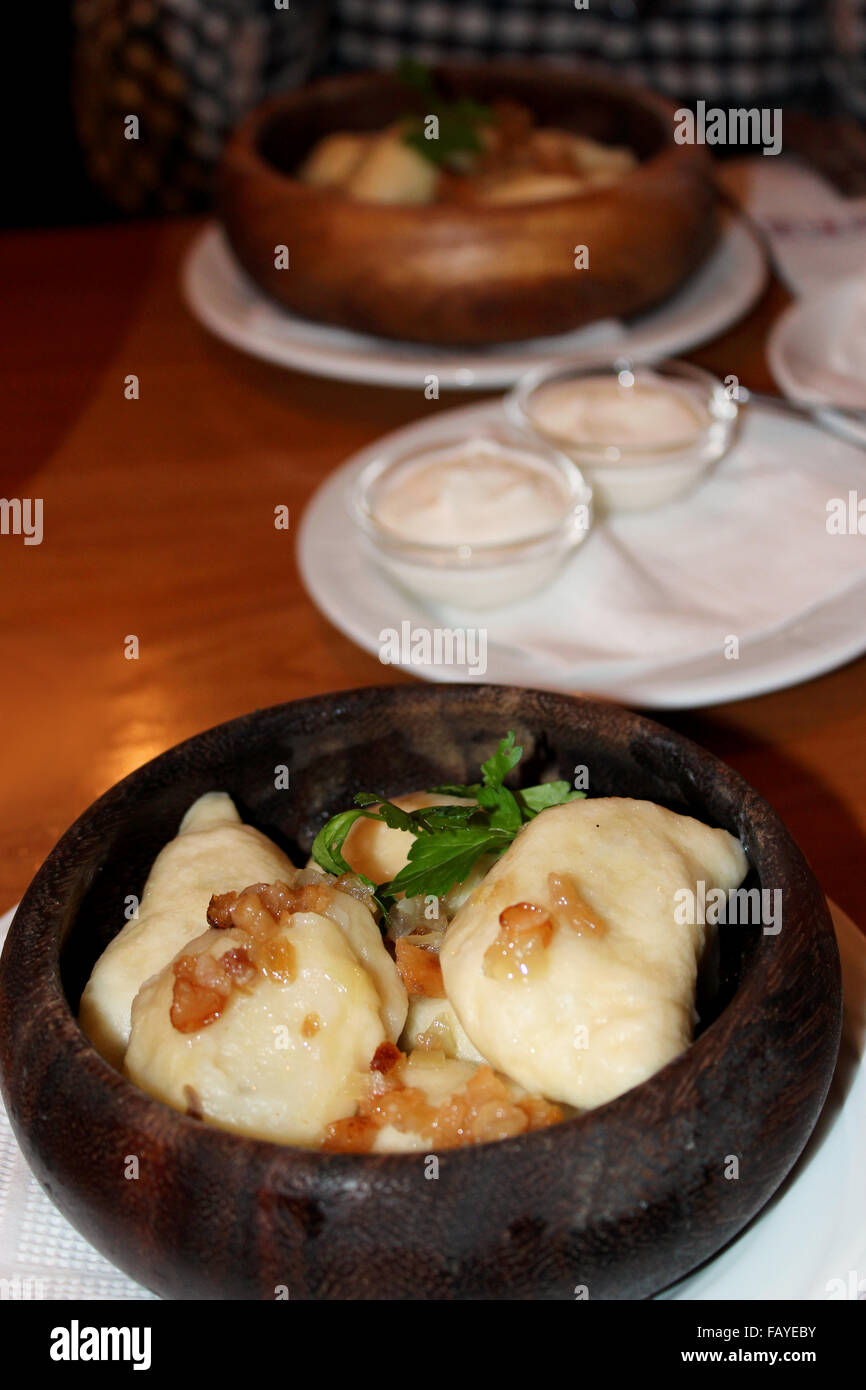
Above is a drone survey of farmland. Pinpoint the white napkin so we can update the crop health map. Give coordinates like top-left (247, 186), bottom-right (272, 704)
top-left (436, 411), bottom-right (866, 674)
top-left (744, 157), bottom-right (866, 298)
top-left (0, 907), bottom-right (155, 1300)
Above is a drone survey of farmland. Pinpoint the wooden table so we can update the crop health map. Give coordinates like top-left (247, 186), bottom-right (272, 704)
top-left (1, 213), bottom-right (865, 927)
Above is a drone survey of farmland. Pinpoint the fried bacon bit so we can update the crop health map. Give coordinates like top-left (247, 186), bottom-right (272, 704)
top-left (371, 1041), bottom-right (404, 1074)
top-left (207, 891), bottom-right (239, 929)
top-left (518, 1093), bottom-right (564, 1129)
top-left (321, 1056), bottom-right (563, 1153)
top-left (321, 1114), bottom-right (379, 1154)
top-left (478, 101), bottom-right (535, 170)
top-left (301, 1013), bottom-right (321, 1039)
top-left (252, 935), bottom-right (297, 984)
top-left (207, 879), bottom-right (340, 942)
top-left (170, 946), bottom-right (255, 1033)
top-left (229, 881), bottom-right (289, 935)
top-left (173, 879), bottom-right (317, 1034)
top-left (483, 902), bottom-right (554, 982)
top-left (176, 875), bottom-right (368, 1036)
top-left (415, 1015), bottom-right (456, 1054)
top-left (395, 939), bottom-right (446, 998)
top-left (183, 1084), bottom-right (204, 1120)
top-left (221, 946), bottom-right (257, 982)
top-left (170, 956), bottom-right (224, 1033)
top-left (548, 873), bottom-right (606, 937)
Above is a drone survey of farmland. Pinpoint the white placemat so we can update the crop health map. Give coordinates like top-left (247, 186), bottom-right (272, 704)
top-left (0, 904), bottom-right (154, 1299)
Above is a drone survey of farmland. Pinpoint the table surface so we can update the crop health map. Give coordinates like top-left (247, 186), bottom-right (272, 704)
top-left (2, 207), bottom-right (865, 928)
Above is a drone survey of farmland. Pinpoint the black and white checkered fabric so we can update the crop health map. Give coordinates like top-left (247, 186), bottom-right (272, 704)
top-left (72, 0), bottom-right (865, 214)
top-left (331, 0), bottom-right (851, 111)
top-left (73, 0), bottom-right (326, 212)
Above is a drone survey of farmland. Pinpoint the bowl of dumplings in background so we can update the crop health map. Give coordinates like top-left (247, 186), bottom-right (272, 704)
top-left (218, 63), bottom-right (719, 345)
top-left (0, 685), bottom-right (841, 1300)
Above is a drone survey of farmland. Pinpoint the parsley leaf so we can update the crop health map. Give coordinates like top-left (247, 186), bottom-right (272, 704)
top-left (354, 794), bottom-right (415, 833)
top-left (383, 826), bottom-right (512, 901)
top-left (480, 729), bottom-right (522, 791)
top-left (409, 803), bottom-right (477, 834)
top-left (429, 781), bottom-right (480, 799)
top-left (310, 808), bottom-right (368, 876)
top-left (517, 782), bottom-right (586, 817)
top-left (403, 114), bottom-right (486, 168)
top-left (394, 61), bottom-right (496, 169)
top-left (310, 731), bottom-right (589, 904)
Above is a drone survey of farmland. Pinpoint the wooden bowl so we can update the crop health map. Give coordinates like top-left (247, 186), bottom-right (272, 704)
top-left (218, 64), bottom-right (720, 346)
top-left (0, 686), bottom-right (841, 1300)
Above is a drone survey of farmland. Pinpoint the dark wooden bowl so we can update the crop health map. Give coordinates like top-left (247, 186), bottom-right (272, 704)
top-left (218, 64), bottom-right (720, 346)
top-left (0, 686), bottom-right (841, 1300)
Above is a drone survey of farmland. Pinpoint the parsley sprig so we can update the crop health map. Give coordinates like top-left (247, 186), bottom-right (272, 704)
top-left (311, 731), bottom-right (585, 906)
top-left (394, 58), bottom-right (495, 169)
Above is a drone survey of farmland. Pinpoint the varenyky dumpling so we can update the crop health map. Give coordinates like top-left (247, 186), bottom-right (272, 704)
top-left (79, 792), bottom-right (296, 1067)
top-left (339, 791), bottom-right (472, 887)
top-left (125, 879), bottom-right (405, 1145)
top-left (340, 791), bottom-right (490, 1065)
top-left (339, 790), bottom-right (492, 933)
top-left (400, 993), bottom-right (487, 1065)
top-left (343, 125), bottom-right (439, 205)
top-left (297, 131), bottom-right (369, 188)
top-left (441, 798), bottom-right (749, 1110)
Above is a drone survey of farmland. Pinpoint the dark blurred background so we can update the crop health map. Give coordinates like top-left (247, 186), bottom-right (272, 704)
top-left (9, 0), bottom-right (866, 228)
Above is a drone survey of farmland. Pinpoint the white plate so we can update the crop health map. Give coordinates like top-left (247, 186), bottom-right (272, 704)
top-left (768, 276), bottom-right (866, 449)
top-left (298, 400), bottom-right (866, 709)
top-left (1, 898), bottom-right (862, 1301)
top-left (182, 217), bottom-right (766, 391)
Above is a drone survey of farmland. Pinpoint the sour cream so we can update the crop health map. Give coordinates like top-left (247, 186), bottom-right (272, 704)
top-left (353, 430), bottom-right (592, 609)
top-left (371, 440), bottom-right (572, 547)
top-left (510, 363), bottom-right (737, 513)
top-left (528, 374), bottom-right (709, 449)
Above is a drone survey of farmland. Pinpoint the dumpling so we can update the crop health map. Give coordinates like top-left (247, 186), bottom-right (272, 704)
top-left (298, 132), bottom-right (370, 188)
top-left (339, 792), bottom-right (490, 1065)
top-left (391, 927), bottom-right (487, 1064)
top-left (567, 132), bottom-right (637, 178)
top-left (338, 789), bottom-right (486, 915)
top-left (400, 994), bottom-right (487, 1064)
top-left (124, 879), bottom-right (404, 1145)
top-left (475, 172), bottom-right (587, 204)
top-left (343, 125), bottom-right (439, 204)
top-left (441, 798), bottom-right (749, 1110)
top-left (79, 792), bottom-right (296, 1067)
top-left (338, 791), bottom-right (470, 886)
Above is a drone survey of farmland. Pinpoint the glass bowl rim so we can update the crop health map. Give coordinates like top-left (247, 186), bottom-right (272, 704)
top-left (351, 428), bottom-right (594, 566)
top-left (506, 355), bottom-right (738, 467)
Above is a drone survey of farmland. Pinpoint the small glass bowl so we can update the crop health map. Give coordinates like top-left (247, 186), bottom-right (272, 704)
top-left (506, 357), bottom-right (738, 514)
top-left (351, 422), bottom-right (593, 611)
